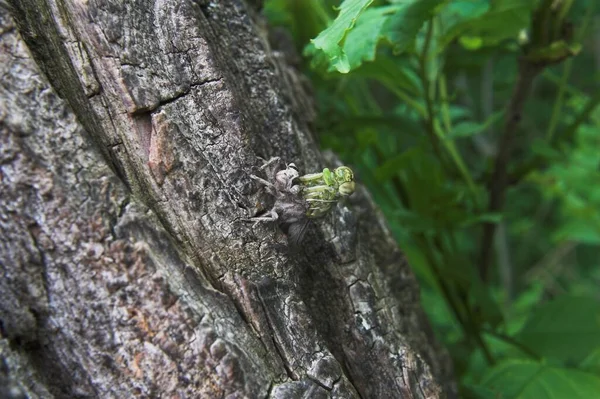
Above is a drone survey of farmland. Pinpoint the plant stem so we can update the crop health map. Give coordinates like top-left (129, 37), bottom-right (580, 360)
top-left (439, 74), bottom-right (452, 133)
top-left (543, 70), bottom-right (585, 97)
top-left (420, 20), bottom-right (443, 161)
top-left (431, 235), bottom-right (495, 365)
top-left (546, 59), bottom-right (573, 141)
top-left (422, 23), bottom-right (479, 200)
top-left (417, 234), bottom-right (469, 334)
top-left (479, 59), bottom-right (542, 281)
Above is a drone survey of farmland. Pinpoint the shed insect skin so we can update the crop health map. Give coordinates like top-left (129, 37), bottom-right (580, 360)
top-left (247, 157), bottom-right (356, 246)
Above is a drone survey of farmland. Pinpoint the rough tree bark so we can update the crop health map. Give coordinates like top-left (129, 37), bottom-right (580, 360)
top-left (0, 0), bottom-right (455, 397)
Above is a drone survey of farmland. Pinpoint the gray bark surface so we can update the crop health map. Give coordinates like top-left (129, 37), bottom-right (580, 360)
top-left (0, 0), bottom-right (455, 397)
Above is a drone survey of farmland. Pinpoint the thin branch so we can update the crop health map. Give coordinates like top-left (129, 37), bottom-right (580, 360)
top-left (431, 235), bottom-right (495, 365)
top-left (420, 20), bottom-right (442, 160)
top-left (479, 59), bottom-right (543, 281)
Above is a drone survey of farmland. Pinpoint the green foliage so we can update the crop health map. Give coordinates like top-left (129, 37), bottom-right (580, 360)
top-left (441, 0), bottom-right (538, 49)
top-left (530, 110), bottom-right (600, 243)
top-left (343, 5), bottom-right (398, 69)
top-left (265, 0), bottom-right (600, 396)
top-left (480, 360), bottom-right (600, 399)
top-left (308, 0), bottom-right (374, 72)
top-left (382, 0), bottom-right (447, 55)
top-left (516, 296), bottom-right (600, 364)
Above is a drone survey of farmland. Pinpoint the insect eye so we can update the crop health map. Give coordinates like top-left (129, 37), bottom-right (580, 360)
top-left (339, 181), bottom-right (355, 196)
top-left (335, 166), bottom-right (354, 183)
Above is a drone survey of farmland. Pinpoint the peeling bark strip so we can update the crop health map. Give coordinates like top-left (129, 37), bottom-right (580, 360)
top-left (2, 0), bottom-right (455, 398)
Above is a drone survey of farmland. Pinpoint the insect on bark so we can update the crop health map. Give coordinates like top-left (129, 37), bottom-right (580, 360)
top-left (247, 157), bottom-right (356, 246)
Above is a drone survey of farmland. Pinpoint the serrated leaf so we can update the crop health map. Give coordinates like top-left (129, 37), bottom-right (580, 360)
top-left (516, 296), bottom-right (600, 364)
top-left (343, 6), bottom-right (399, 70)
top-left (382, 0), bottom-right (447, 55)
top-left (310, 0), bottom-right (374, 73)
top-left (482, 360), bottom-right (600, 399)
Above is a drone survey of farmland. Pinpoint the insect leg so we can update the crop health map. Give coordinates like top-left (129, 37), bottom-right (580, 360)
top-left (259, 156), bottom-right (282, 170)
top-left (246, 210), bottom-right (279, 228)
top-left (250, 174), bottom-right (276, 190)
top-left (305, 199), bottom-right (338, 203)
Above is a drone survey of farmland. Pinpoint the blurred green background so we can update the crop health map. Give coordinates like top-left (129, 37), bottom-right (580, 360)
top-left (264, 0), bottom-right (600, 397)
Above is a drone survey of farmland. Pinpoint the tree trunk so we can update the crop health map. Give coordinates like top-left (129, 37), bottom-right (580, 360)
top-left (0, 0), bottom-right (455, 397)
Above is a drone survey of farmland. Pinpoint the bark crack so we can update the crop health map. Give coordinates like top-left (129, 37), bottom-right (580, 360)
top-left (256, 291), bottom-right (296, 381)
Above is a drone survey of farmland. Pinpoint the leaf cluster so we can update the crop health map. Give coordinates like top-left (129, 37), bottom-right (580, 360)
top-left (264, 0), bottom-right (600, 397)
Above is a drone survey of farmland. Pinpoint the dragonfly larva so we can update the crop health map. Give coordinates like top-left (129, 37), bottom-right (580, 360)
top-left (247, 157), bottom-right (355, 246)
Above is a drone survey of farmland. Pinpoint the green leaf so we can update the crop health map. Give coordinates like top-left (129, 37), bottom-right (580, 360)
top-left (469, 274), bottom-right (505, 328)
top-left (375, 148), bottom-right (419, 182)
top-left (382, 0), bottom-right (447, 55)
top-left (310, 0), bottom-right (374, 73)
top-left (580, 347), bottom-right (600, 375)
top-left (553, 221), bottom-right (600, 244)
top-left (442, 0), bottom-right (490, 22)
top-left (516, 296), bottom-right (600, 364)
top-left (482, 360), bottom-right (600, 399)
top-left (330, 114), bottom-right (422, 136)
top-left (447, 111), bottom-right (504, 139)
top-left (264, 0), bottom-right (330, 46)
top-left (507, 283), bottom-right (545, 334)
top-left (459, 35), bottom-right (484, 50)
top-left (435, 0), bottom-right (490, 53)
top-left (402, 242), bottom-right (438, 288)
top-left (392, 208), bottom-right (438, 233)
top-left (343, 6), bottom-right (398, 70)
top-left (440, 0), bottom-right (537, 48)
top-left (526, 40), bottom-right (582, 65)
top-left (462, 384), bottom-right (500, 399)
top-left (448, 105), bottom-right (473, 120)
top-left (529, 138), bottom-right (563, 160)
top-left (459, 212), bottom-right (503, 227)
top-left (352, 55), bottom-right (421, 97)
